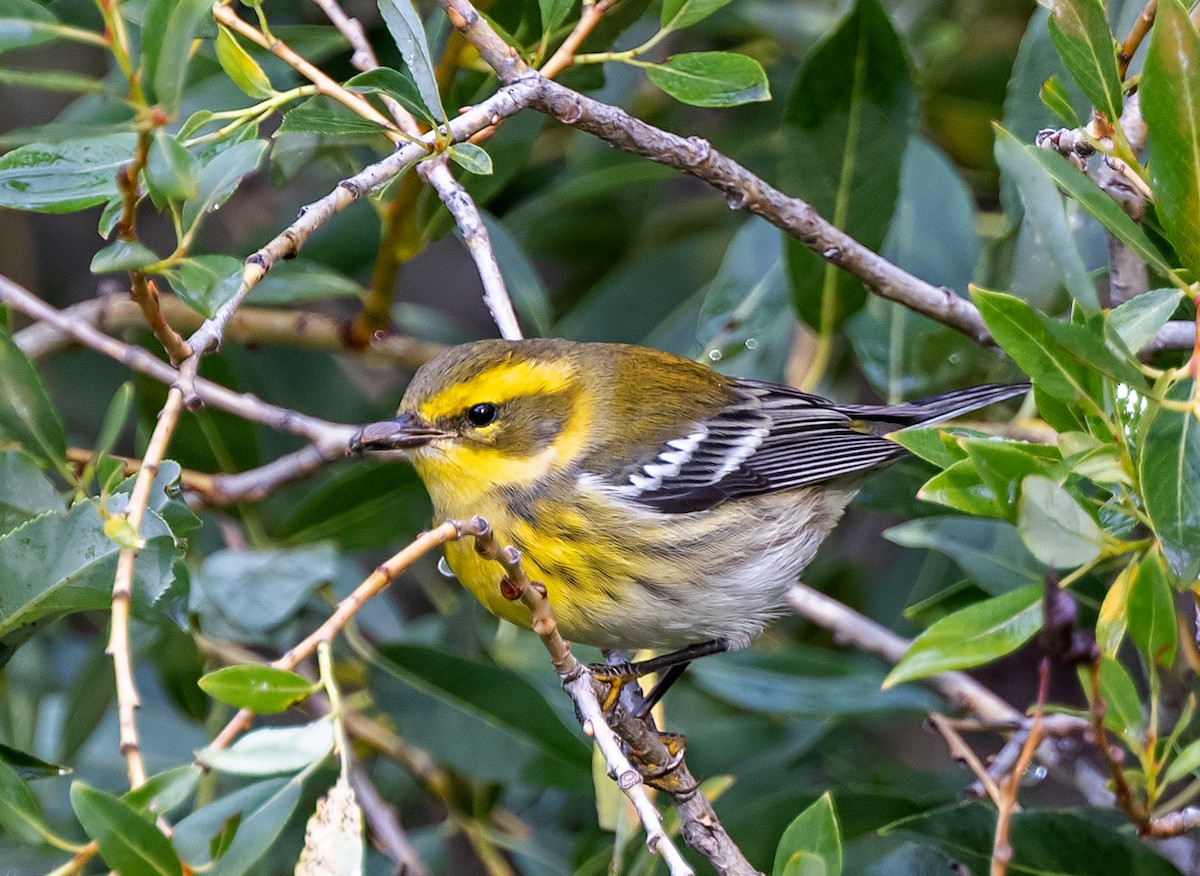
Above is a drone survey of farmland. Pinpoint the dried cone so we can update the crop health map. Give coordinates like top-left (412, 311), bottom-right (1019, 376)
top-left (295, 776), bottom-right (364, 875)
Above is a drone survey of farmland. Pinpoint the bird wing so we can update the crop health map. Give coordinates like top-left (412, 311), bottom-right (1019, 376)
top-left (610, 379), bottom-right (1028, 514)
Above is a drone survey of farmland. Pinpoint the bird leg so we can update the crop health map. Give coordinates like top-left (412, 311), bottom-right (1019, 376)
top-left (590, 638), bottom-right (729, 715)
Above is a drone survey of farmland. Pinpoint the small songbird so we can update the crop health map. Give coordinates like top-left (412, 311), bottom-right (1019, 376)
top-left (352, 338), bottom-right (1026, 707)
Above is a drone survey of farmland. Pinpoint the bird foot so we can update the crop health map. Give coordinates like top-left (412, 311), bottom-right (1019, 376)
top-left (629, 731), bottom-right (696, 797)
top-left (589, 661), bottom-right (639, 713)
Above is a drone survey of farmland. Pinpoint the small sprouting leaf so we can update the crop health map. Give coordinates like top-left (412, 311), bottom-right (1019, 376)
top-left (1046, 0), bottom-right (1124, 125)
top-left (1109, 289), bottom-right (1184, 351)
top-left (773, 793), bottom-right (842, 876)
top-left (447, 143), bottom-right (493, 175)
top-left (181, 139), bottom-right (268, 235)
top-left (0, 133), bottom-right (137, 213)
top-left (1040, 74), bottom-right (1078, 124)
top-left (645, 52), bottom-right (770, 107)
top-left (994, 126), bottom-right (1098, 310)
top-left (198, 665), bottom-right (317, 713)
top-left (215, 25), bottom-right (273, 99)
top-left (1127, 550), bottom-right (1178, 669)
top-left (90, 240), bottom-right (160, 274)
top-left (145, 130), bottom-right (200, 207)
top-left (0, 326), bottom-right (67, 467)
top-left (70, 782), bottom-right (183, 876)
top-left (1017, 475), bottom-right (1104, 568)
top-left (196, 720), bottom-right (334, 776)
top-left (1138, 380), bottom-right (1200, 581)
top-left (661, 0), bottom-right (735, 32)
top-left (376, 0), bottom-right (446, 122)
top-left (883, 586), bottom-right (1043, 687)
top-left (1142, 0), bottom-right (1200, 277)
top-left (103, 513), bottom-right (146, 551)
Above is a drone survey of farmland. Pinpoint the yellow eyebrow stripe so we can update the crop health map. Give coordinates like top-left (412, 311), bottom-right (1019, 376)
top-left (417, 358), bottom-right (575, 422)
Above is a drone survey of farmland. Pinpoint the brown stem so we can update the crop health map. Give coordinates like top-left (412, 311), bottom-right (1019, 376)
top-left (1118, 0), bottom-right (1157, 81)
top-left (540, 0), bottom-right (619, 78)
top-left (1087, 660), bottom-right (1146, 828)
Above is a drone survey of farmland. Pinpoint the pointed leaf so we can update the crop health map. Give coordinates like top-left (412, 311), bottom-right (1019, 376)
top-left (90, 240), bottom-right (160, 274)
top-left (539, 0), bottom-right (574, 32)
top-left (345, 67), bottom-right (440, 126)
top-left (215, 25), bottom-right (274, 99)
top-left (198, 665), bottom-right (317, 713)
top-left (70, 782), bottom-right (183, 876)
top-left (774, 793), bottom-right (842, 876)
top-left (661, 0), bottom-right (735, 32)
top-left (1040, 74), bottom-right (1079, 125)
top-left (1047, 0), bottom-right (1124, 124)
top-left (1017, 475), bottom-right (1104, 568)
top-left (1127, 550), bottom-right (1178, 668)
top-left (146, 0), bottom-right (214, 114)
top-left (0, 133), bottom-right (137, 213)
top-left (0, 327), bottom-right (66, 466)
top-left (645, 51), bottom-right (770, 107)
top-left (1138, 380), bottom-right (1200, 580)
top-left (181, 140), bottom-right (268, 235)
top-left (376, 0), bottom-right (446, 121)
top-left (0, 0), bottom-right (57, 54)
top-left (0, 759), bottom-right (52, 844)
top-left (1109, 289), bottom-right (1184, 351)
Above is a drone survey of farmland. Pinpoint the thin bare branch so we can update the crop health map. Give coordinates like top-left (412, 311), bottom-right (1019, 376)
top-left (350, 764), bottom-right (428, 876)
top-left (540, 0), bottom-right (620, 78)
top-left (991, 658), bottom-right (1049, 876)
top-left (928, 712), bottom-right (1004, 806)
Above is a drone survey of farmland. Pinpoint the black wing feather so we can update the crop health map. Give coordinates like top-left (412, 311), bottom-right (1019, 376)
top-left (618, 380), bottom-right (1028, 513)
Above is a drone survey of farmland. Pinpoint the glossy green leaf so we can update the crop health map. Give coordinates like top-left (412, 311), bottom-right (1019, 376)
top-left (173, 776), bottom-right (295, 868)
top-left (888, 427), bottom-right (974, 469)
top-left (1127, 550), bottom-right (1178, 668)
top-left (376, 0), bottom-right (446, 122)
top-left (162, 254), bottom-right (243, 317)
top-left (0, 448), bottom-right (62, 534)
top-left (918, 459), bottom-right (1002, 517)
top-left (0, 0), bottom-right (57, 55)
top-left (1017, 475), bottom-right (1104, 568)
top-left (215, 25), bottom-right (273, 99)
top-left (782, 0), bottom-right (914, 331)
top-left (886, 516), bottom-right (1044, 593)
top-left (124, 765), bottom-right (202, 817)
top-left (971, 288), bottom-right (1097, 404)
top-left (0, 742), bottom-right (68, 780)
top-left (645, 52), bottom-right (769, 107)
top-left (883, 586), bottom-right (1042, 687)
top-left (888, 802), bottom-right (1181, 875)
top-left (277, 98), bottom-right (391, 137)
top-left (181, 139), bottom-right (268, 235)
top-left (1047, 0), bottom-right (1123, 124)
top-left (145, 130), bottom-right (200, 208)
top-left (1142, 0), bottom-right (1200, 277)
top-left (0, 759), bottom-right (52, 844)
top-left (70, 782), bottom-right (183, 876)
top-left (345, 67), bottom-right (440, 126)
top-left (661, 0), bottom-right (735, 31)
top-left (1109, 289), bottom-right (1184, 351)
top-left (1138, 380), bottom-right (1200, 581)
top-left (1040, 74), bottom-right (1078, 124)
top-left (0, 327), bottom-right (66, 467)
top-left (1015, 135), bottom-right (1174, 278)
top-left (963, 439), bottom-right (1055, 519)
top-left (1096, 560), bottom-right (1133, 657)
top-left (146, 0), bottom-right (213, 114)
top-left (447, 142), bottom-right (493, 175)
top-left (1164, 737), bottom-right (1200, 786)
top-left (90, 240), bottom-right (160, 274)
top-left (1080, 655), bottom-right (1144, 747)
top-left (0, 133), bottom-right (136, 213)
top-left (994, 127), bottom-right (1098, 309)
top-left (539, 0), bottom-right (573, 32)
top-left (196, 720), bottom-right (333, 775)
top-left (774, 793), bottom-right (842, 876)
top-left (198, 665), bottom-right (317, 713)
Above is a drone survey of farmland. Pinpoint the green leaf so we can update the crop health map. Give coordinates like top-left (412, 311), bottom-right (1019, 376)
top-left (539, 0), bottom-right (574, 32)
top-left (376, 0), bottom-right (446, 122)
top-left (1080, 655), bottom-right (1144, 747)
top-left (1127, 550), bottom-right (1178, 668)
top-left (1015, 135), bottom-right (1174, 279)
top-left (0, 742), bottom-right (68, 780)
top-left (918, 459), bottom-right (1003, 517)
top-left (1142, 0), bottom-right (1200, 277)
top-left (198, 665), bottom-right (317, 713)
top-left (0, 500), bottom-right (178, 638)
top-left (661, 0), bottom-right (734, 32)
top-left (887, 802), bottom-right (1182, 876)
top-left (447, 142), bottom-right (493, 175)
top-left (145, 131), bottom-right (200, 207)
top-left (182, 775), bottom-right (302, 874)
top-left (146, 0), bottom-right (213, 114)
top-left (1109, 289), bottom-right (1184, 351)
top-left (1017, 474), bottom-right (1104, 568)
top-left (1047, 0), bottom-right (1124, 124)
top-left (0, 448), bottom-right (62, 534)
top-left (278, 97), bottom-right (392, 137)
top-left (889, 427), bottom-right (973, 469)
top-left (994, 126), bottom-right (1098, 309)
top-left (774, 793), bottom-right (842, 876)
top-left (70, 782), bottom-right (183, 876)
top-left (90, 240), bottom-right (160, 274)
top-left (1040, 74), bottom-right (1078, 125)
top-left (970, 288), bottom-right (1098, 404)
top-left (0, 326), bottom-right (66, 467)
top-left (124, 765), bottom-right (202, 817)
top-left (196, 720), bottom-right (334, 775)
top-left (1096, 560), bottom-right (1134, 656)
top-left (0, 133), bottom-right (137, 213)
top-left (162, 254), bottom-right (243, 317)
top-left (345, 67), bottom-right (440, 126)
top-left (781, 0), bottom-right (914, 332)
top-left (96, 382), bottom-right (134, 459)
top-left (1165, 736), bottom-right (1200, 786)
top-left (0, 0), bottom-right (57, 55)
top-left (883, 586), bottom-right (1043, 687)
top-left (645, 52), bottom-right (770, 107)
top-left (0, 759), bottom-right (52, 845)
top-left (1138, 380), bottom-right (1200, 581)
top-left (0, 67), bottom-right (108, 92)
top-left (215, 25), bottom-right (273, 99)
top-left (482, 214), bottom-right (554, 336)
top-left (885, 516), bottom-right (1044, 594)
top-left (181, 139), bottom-right (268, 235)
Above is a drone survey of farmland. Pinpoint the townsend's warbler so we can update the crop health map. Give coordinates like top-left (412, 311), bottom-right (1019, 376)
top-left (352, 339), bottom-right (1026, 669)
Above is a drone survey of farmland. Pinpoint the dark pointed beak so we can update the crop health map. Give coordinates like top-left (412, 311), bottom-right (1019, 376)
top-left (349, 411), bottom-right (445, 454)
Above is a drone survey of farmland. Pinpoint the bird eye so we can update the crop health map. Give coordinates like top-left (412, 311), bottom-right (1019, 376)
top-left (466, 403), bottom-right (499, 427)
